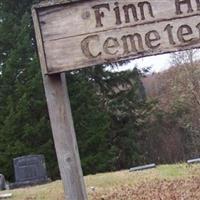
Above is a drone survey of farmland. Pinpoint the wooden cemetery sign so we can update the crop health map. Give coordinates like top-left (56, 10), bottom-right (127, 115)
top-left (33, 0), bottom-right (200, 74)
top-left (32, 0), bottom-right (200, 199)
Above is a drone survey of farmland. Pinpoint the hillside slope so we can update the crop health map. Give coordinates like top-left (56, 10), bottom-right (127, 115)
top-left (1, 164), bottom-right (199, 200)
top-left (142, 63), bottom-right (200, 162)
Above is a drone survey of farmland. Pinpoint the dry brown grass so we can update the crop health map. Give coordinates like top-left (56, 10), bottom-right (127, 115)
top-left (0, 164), bottom-right (199, 200)
top-left (90, 177), bottom-right (200, 200)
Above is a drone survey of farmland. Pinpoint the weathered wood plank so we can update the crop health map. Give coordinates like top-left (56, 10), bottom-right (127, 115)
top-left (42, 15), bottom-right (200, 73)
top-left (38, 0), bottom-right (198, 42)
top-left (34, 0), bottom-right (200, 74)
top-left (32, 9), bottom-right (88, 200)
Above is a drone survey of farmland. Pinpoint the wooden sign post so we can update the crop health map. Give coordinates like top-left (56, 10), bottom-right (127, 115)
top-left (32, 0), bottom-right (200, 199)
top-left (32, 6), bottom-right (88, 200)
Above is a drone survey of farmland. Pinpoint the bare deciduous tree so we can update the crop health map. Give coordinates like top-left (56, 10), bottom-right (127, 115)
top-left (170, 49), bottom-right (200, 67)
top-left (169, 49), bottom-right (200, 158)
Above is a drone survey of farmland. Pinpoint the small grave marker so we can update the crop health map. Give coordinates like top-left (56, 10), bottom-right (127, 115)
top-left (10, 155), bottom-right (49, 189)
top-left (0, 175), bottom-right (5, 191)
top-left (129, 163), bottom-right (156, 172)
top-left (187, 158), bottom-right (200, 164)
top-left (0, 193), bottom-right (12, 199)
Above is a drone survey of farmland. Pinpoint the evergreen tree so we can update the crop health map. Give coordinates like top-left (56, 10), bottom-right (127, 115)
top-left (67, 71), bottom-right (112, 174)
top-left (0, 0), bottom-right (153, 180)
top-left (0, 0), bottom-right (58, 180)
top-left (77, 66), bottom-right (152, 170)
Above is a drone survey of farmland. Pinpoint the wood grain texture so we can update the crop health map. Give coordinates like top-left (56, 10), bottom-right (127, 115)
top-left (32, 8), bottom-right (88, 200)
top-left (35, 0), bottom-right (200, 74)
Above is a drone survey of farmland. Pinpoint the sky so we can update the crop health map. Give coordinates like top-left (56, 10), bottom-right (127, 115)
top-left (119, 53), bottom-right (171, 73)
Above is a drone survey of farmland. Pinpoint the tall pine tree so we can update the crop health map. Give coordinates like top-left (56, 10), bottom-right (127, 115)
top-left (0, 0), bottom-right (58, 180)
top-left (0, 0), bottom-right (152, 180)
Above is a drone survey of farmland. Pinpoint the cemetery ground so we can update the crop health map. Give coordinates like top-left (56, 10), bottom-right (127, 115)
top-left (0, 163), bottom-right (200, 200)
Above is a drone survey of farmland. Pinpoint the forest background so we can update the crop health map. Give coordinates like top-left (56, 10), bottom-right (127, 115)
top-left (0, 0), bottom-right (199, 181)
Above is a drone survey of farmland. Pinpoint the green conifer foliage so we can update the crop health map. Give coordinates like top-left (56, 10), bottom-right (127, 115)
top-left (0, 0), bottom-right (58, 180)
top-left (0, 0), bottom-right (152, 180)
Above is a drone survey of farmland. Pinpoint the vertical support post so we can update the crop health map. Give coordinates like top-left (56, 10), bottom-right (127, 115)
top-left (32, 9), bottom-right (88, 200)
top-left (43, 73), bottom-right (88, 200)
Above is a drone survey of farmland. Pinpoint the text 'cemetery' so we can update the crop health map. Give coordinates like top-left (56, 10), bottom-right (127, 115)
top-left (36, 0), bottom-right (200, 73)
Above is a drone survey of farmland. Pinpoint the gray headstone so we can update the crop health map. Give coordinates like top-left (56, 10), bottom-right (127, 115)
top-left (10, 155), bottom-right (49, 189)
top-left (129, 163), bottom-right (156, 172)
top-left (0, 174), bottom-right (6, 190)
top-left (187, 158), bottom-right (200, 164)
top-left (0, 193), bottom-right (12, 199)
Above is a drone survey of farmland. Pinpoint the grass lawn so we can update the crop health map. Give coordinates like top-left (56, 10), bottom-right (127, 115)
top-left (0, 164), bottom-right (200, 200)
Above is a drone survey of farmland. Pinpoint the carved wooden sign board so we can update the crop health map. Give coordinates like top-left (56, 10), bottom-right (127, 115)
top-left (32, 0), bottom-right (200, 199)
top-left (33, 0), bottom-right (200, 74)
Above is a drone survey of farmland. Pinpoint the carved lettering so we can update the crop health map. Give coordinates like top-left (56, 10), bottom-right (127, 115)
top-left (103, 37), bottom-right (120, 55)
top-left (175, 0), bottom-right (193, 15)
top-left (113, 2), bottom-right (122, 25)
top-left (81, 22), bottom-right (200, 60)
top-left (35, 0), bottom-right (200, 74)
top-left (123, 4), bottom-right (138, 23)
top-left (121, 34), bottom-right (144, 54)
top-left (92, 4), bottom-right (110, 27)
top-left (196, 23), bottom-right (200, 37)
top-left (177, 24), bottom-right (193, 42)
top-left (138, 1), bottom-right (154, 20)
top-left (196, 0), bottom-right (200, 10)
top-left (145, 30), bottom-right (161, 49)
top-left (92, 1), bottom-right (154, 28)
top-left (81, 35), bottom-right (101, 58)
top-left (164, 24), bottom-right (176, 45)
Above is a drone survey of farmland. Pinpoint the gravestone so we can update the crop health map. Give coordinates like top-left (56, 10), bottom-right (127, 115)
top-left (10, 155), bottom-right (49, 189)
top-left (129, 163), bottom-right (156, 172)
top-left (187, 158), bottom-right (200, 164)
top-left (0, 174), bottom-right (6, 190)
top-left (0, 193), bottom-right (12, 199)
